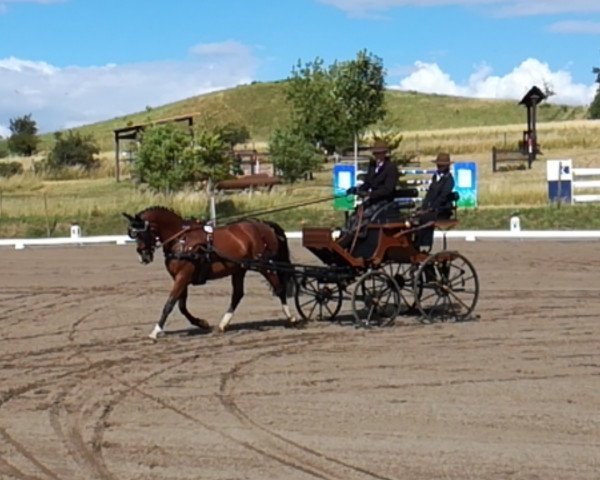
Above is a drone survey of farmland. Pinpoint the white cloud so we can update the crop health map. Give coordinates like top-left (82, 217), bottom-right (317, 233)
top-left (318, 0), bottom-right (600, 17)
top-left (0, 0), bottom-right (64, 13)
top-left (189, 40), bottom-right (252, 57)
top-left (393, 58), bottom-right (597, 105)
top-left (0, 42), bottom-right (260, 133)
top-left (547, 20), bottom-right (600, 35)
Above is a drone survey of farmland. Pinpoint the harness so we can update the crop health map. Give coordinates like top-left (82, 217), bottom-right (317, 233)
top-left (163, 227), bottom-right (216, 285)
top-left (144, 219), bottom-right (279, 285)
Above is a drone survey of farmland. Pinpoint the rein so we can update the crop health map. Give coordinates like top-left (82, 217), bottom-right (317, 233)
top-left (216, 195), bottom-right (337, 224)
top-left (157, 224), bottom-right (203, 249)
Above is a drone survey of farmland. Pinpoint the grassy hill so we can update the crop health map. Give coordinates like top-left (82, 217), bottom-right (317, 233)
top-left (38, 81), bottom-right (588, 152)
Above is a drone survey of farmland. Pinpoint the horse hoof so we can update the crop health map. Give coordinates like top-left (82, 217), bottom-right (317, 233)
top-left (194, 320), bottom-right (210, 330)
top-left (148, 328), bottom-right (165, 341)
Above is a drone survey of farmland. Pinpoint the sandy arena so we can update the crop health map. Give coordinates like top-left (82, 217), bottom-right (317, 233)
top-left (1, 238), bottom-right (599, 480)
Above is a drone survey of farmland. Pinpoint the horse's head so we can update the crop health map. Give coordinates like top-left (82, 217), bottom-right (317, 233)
top-left (122, 212), bottom-right (157, 264)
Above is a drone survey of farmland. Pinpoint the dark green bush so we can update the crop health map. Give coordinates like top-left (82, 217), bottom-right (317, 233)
top-left (0, 161), bottom-right (24, 177)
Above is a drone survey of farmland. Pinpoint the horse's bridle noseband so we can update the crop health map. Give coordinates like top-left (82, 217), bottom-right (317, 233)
top-left (128, 220), bottom-right (160, 262)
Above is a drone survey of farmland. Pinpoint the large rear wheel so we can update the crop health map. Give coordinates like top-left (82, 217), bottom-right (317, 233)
top-left (414, 251), bottom-right (479, 323)
top-left (381, 261), bottom-right (417, 314)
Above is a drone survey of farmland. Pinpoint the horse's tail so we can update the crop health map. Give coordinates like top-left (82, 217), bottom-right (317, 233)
top-left (263, 220), bottom-right (294, 298)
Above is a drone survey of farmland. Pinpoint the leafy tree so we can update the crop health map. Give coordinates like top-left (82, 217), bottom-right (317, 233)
top-left (134, 124), bottom-right (231, 192)
top-left (214, 122), bottom-right (250, 150)
top-left (186, 130), bottom-right (232, 188)
top-left (285, 50), bottom-right (387, 153)
top-left (134, 124), bottom-right (193, 192)
top-left (7, 114), bottom-right (39, 156)
top-left (269, 128), bottom-right (321, 183)
top-left (286, 58), bottom-right (349, 152)
top-left (330, 50), bottom-right (387, 149)
top-left (589, 66), bottom-right (600, 119)
top-left (45, 130), bottom-right (100, 171)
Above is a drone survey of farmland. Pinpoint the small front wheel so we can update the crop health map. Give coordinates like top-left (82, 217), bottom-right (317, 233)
top-left (294, 276), bottom-right (343, 322)
top-left (351, 271), bottom-right (401, 328)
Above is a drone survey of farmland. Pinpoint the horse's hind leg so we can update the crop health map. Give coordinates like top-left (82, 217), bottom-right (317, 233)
top-left (219, 270), bottom-right (246, 333)
top-left (263, 270), bottom-right (297, 324)
top-left (178, 287), bottom-right (210, 331)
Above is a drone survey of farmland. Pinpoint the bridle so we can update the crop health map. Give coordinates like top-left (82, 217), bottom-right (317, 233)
top-left (127, 220), bottom-right (159, 264)
top-left (128, 219), bottom-right (209, 264)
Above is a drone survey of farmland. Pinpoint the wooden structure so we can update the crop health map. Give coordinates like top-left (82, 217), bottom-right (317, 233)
top-left (519, 85), bottom-right (546, 164)
top-left (492, 147), bottom-right (531, 172)
top-left (215, 173), bottom-right (281, 193)
top-left (233, 149), bottom-right (273, 176)
top-left (492, 85), bottom-right (546, 172)
top-left (113, 114), bottom-right (194, 182)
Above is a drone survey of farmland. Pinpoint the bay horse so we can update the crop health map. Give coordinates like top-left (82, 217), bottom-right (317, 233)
top-left (122, 206), bottom-right (297, 340)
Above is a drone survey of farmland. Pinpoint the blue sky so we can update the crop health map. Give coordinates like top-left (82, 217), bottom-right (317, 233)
top-left (1, 0), bottom-right (599, 135)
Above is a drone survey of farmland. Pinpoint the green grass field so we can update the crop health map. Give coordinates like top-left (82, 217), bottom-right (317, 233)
top-left (3, 82), bottom-right (600, 238)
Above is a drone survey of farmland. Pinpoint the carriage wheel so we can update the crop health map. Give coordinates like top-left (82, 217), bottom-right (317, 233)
top-left (294, 276), bottom-right (343, 322)
top-left (351, 271), bottom-right (400, 328)
top-left (413, 251), bottom-right (479, 323)
top-left (381, 261), bottom-right (417, 314)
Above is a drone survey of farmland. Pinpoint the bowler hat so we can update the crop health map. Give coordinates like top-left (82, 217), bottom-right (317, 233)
top-left (431, 152), bottom-right (452, 166)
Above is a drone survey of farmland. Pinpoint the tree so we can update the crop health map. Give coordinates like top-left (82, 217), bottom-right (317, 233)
top-left (134, 124), bottom-right (193, 192)
top-left (286, 58), bottom-right (349, 152)
top-left (7, 114), bottom-right (39, 156)
top-left (269, 128), bottom-right (321, 183)
top-left (330, 50), bottom-right (387, 152)
top-left (45, 130), bottom-right (100, 171)
top-left (186, 130), bottom-right (232, 188)
top-left (589, 66), bottom-right (600, 119)
top-left (134, 123), bottom-right (231, 192)
top-left (214, 122), bottom-right (250, 150)
top-left (285, 50), bottom-right (387, 153)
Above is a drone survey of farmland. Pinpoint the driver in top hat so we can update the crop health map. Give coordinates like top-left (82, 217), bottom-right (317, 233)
top-left (413, 152), bottom-right (456, 248)
top-left (348, 143), bottom-right (399, 207)
top-left (340, 143), bottom-right (399, 248)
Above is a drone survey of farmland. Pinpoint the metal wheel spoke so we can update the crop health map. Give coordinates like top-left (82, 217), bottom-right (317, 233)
top-left (446, 288), bottom-right (474, 311)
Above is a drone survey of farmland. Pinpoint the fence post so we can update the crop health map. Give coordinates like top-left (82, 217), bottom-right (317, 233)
top-left (43, 193), bottom-right (50, 237)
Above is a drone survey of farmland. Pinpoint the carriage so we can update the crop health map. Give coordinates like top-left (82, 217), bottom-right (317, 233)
top-left (290, 202), bottom-right (479, 327)
top-left (123, 194), bottom-right (479, 339)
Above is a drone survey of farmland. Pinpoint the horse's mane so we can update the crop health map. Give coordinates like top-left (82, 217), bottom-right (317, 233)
top-left (138, 205), bottom-right (183, 219)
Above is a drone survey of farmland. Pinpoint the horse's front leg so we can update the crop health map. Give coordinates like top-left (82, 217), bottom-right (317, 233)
top-left (218, 270), bottom-right (246, 333)
top-left (178, 286), bottom-right (210, 331)
top-left (149, 273), bottom-right (190, 340)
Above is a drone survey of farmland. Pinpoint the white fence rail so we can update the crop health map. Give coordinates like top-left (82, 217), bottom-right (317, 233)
top-left (572, 168), bottom-right (600, 203)
top-left (2, 229), bottom-right (600, 250)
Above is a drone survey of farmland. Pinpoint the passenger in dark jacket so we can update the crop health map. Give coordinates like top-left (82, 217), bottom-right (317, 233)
top-left (413, 152), bottom-right (456, 248)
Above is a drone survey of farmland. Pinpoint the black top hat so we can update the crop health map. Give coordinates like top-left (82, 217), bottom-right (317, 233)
top-left (431, 152), bottom-right (452, 166)
top-left (371, 141), bottom-right (390, 157)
